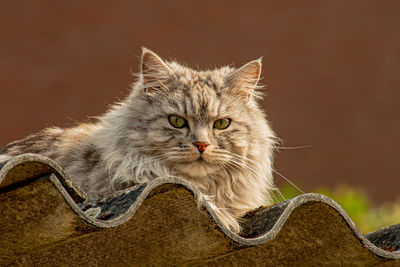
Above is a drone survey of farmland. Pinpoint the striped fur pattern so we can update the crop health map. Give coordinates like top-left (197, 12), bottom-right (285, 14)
top-left (0, 48), bottom-right (277, 233)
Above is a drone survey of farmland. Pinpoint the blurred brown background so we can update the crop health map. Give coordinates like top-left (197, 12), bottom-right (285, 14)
top-left (1, 1), bottom-right (399, 203)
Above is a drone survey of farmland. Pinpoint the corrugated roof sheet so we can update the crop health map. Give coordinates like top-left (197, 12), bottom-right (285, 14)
top-left (1, 154), bottom-right (399, 265)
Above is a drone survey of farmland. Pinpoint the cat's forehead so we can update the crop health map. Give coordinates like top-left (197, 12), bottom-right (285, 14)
top-left (167, 61), bottom-right (234, 89)
top-left (155, 63), bottom-right (240, 121)
top-left (151, 62), bottom-right (245, 121)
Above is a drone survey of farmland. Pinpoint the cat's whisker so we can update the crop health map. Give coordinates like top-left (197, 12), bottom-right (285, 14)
top-left (218, 152), bottom-right (270, 178)
top-left (272, 169), bottom-right (305, 194)
top-left (210, 151), bottom-right (258, 177)
top-left (271, 186), bottom-right (286, 203)
top-left (213, 149), bottom-right (258, 166)
top-left (224, 151), bottom-right (302, 201)
top-left (171, 160), bottom-right (186, 173)
top-left (225, 159), bottom-right (260, 179)
top-left (125, 154), bottom-right (166, 166)
top-left (229, 163), bottom-right (260, 180)
top-left (276, 145), bottom-right (313, 150)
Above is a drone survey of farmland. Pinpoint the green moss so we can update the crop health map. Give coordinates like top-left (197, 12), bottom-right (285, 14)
top-left (274, 184), bottom-right (400, 233)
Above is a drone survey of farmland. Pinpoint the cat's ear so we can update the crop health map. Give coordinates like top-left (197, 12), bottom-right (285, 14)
top-left (226, 58), bottom-right (262, 100)
top-left (140, 47), bottom-right (175, 93)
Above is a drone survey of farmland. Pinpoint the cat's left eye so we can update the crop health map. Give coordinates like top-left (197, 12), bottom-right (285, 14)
top-left (168, 115), bottom-right (187, 128)
top-left (213, 118), bottom-right (231, 130)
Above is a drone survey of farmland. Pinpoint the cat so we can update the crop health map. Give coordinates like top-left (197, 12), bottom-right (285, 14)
top-left (0, 48), bottom-right (277, 233)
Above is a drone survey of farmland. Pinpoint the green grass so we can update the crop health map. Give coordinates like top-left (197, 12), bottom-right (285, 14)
top-left (274, 184), bottom-right (400, 233)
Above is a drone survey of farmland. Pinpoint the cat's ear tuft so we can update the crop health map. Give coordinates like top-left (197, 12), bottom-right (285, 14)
top-left (140, 47), bottom-right (175, 93)
top-left (226, 58), bottom-right (262, 100)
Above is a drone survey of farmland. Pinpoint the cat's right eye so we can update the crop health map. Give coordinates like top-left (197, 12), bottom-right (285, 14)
top-left (213, 118), bottom-right (231, 130)
top-left (168, 115), bottom-right (187, 128)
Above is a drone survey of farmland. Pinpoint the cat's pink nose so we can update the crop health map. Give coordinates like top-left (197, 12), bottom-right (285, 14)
top-left (193, 142), bottom-right (209, 153)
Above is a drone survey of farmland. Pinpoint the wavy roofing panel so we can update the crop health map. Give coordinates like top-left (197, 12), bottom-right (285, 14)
top-left (0, 154), bottom-right (399, 265)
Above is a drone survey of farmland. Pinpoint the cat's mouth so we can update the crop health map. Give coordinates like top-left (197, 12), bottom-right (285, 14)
top-left (175, 154), bottom-right (218, 177)
top-left (182, 155), bottom-right (208, 165)
top-left (194, 153), bottom-right (215, 165)
top-left (196, 154), bottom-right (206, 161)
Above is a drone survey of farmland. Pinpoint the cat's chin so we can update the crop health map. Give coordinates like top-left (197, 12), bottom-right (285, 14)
top-left (176, 159), bottom-right (219, 178)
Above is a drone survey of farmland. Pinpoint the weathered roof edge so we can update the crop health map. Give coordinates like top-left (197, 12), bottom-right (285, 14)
top-left (1, 153), bottom-right (399, 261)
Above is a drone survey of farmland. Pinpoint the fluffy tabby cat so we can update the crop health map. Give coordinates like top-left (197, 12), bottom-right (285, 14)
top-left (0, 48), bottom-right (277, 233)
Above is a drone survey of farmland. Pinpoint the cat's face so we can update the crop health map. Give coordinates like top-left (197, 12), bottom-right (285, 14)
top-left (130, 48), bottom-right (269, 179)
top-left (144, 77), bottom-right (253, 178)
